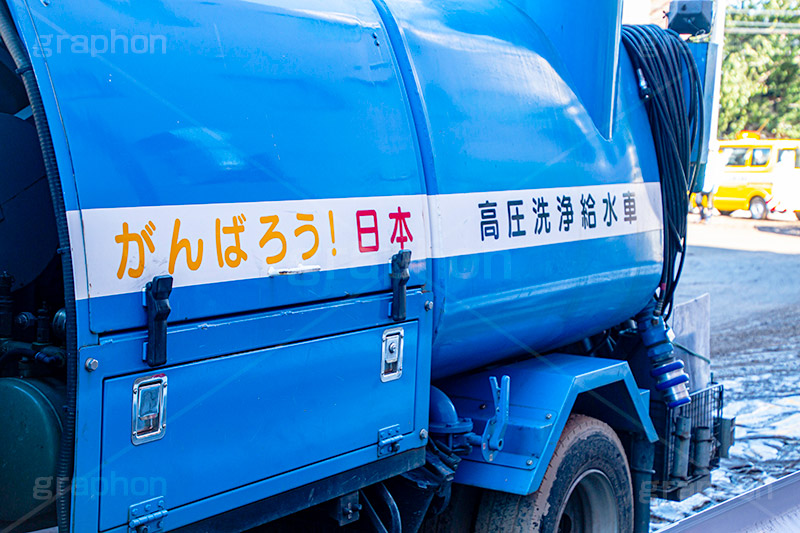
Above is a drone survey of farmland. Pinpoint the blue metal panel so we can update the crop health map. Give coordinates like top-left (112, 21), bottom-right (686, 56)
top-left (512, 0), bottom-right (624, 138)
top-left (98, 322), bottom-right (421, 530)
top-left (437, 354), bottom-right (658, 495)
top-left (688, 42), bottom-right (710, 86)
top-left (87, 260), bottom-right (430, 336)
top-left (2, 0), bottom-right (670, 527)
top-left (382, 0), bottom-right (663, 377)
top-left (10, 0), bottom-right (429, 334)
top-left (429, 234), bottom-right (661, 379)
top-left (15, 0), bottom-right (424, 209)
top-left (71, 291), bottom-right (431, 532)
top-left (383, 0), bottom-right (658, 196)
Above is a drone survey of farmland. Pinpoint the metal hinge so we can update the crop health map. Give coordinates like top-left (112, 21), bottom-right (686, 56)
top-left (378, 424), bottom-right (403, 457)
top-left (129, 497), bottom-right (167, 533)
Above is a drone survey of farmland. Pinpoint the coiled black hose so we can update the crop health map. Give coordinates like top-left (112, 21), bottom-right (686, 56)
top-left (622, 25), bottom-right (704, 320)
top-left (0, 3), bottom-right (77, 531)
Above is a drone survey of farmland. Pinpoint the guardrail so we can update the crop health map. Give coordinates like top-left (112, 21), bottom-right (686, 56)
top-left (661, 471), bottom-right (800, 532)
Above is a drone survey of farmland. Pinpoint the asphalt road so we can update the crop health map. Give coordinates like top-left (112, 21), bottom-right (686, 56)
top-left (675, 211), bottom-right (800, 358)
top-left (652, 211), bottom-right (800, 529)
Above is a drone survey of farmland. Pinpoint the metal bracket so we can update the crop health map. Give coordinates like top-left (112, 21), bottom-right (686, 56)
top-left (128, 496), bottom-right (167, 533)
top-left (378, 424), bottom-right (403, 457)
top-left (389, 250), bottom-right (411, 322)
top-left (145, 275), bottom-right (172, 367)
top-left (481, 375), bottom-right (510, 462)
top-left (329, 491), bottom-right (362, 526)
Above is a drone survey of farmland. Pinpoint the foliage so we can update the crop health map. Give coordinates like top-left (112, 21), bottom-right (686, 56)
top-left (719, 0), bottom-right (800, 138)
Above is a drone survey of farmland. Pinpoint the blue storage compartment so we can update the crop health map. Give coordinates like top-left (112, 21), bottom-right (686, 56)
top-left (98, 319), bottom-right (423, 530)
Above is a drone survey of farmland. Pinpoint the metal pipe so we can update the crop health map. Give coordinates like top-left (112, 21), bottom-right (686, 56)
top-left (631, 433), bottom-right (656, 533)
top-left (692, 426), bottom-right (713, 476)
top-left (671, 416), bottom-right (692, 481)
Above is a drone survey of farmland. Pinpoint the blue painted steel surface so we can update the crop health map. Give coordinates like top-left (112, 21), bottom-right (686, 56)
top-left (437, 354), bottom-right (658, 495)
top-left (382, 0), bottom-right (662, 377)
top-left (8, 0), bottom-right (662, 370)
top-left (8, 0), bottom-right (430, 334)
top-left (78, 291), bottom-right (432, 531)
top-left (98, 322), bottom-right (420, 530)
top-left (510, 0), bottom-right (624, 139)
top-left (2, 0), bottom-right (669, 530)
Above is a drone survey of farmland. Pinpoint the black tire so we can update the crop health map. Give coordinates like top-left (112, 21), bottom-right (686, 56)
top-left (749, 197), bottom-right (767, 220)
top-left (474, 415), bottom-right (633, 533)
top-left (718, 210), bottom-right (733, 216)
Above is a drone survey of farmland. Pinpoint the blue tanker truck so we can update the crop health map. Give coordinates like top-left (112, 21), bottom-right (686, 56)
top-left (0, 0), bottom-right (732, 532)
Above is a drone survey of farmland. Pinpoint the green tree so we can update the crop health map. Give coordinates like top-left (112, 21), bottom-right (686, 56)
top-left (719, 0), bottom-right (800, 138)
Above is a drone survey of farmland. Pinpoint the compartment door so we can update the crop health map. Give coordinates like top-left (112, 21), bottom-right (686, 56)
top-left (98, 322), bottom-right (420, 531)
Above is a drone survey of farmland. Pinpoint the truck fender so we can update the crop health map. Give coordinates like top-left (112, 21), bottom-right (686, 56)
top-left (435, 353), bottom-right (658, 495)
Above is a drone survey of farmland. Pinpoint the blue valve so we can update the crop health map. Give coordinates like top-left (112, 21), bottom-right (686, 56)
top-left (636, 302), bottom-right (691, 408)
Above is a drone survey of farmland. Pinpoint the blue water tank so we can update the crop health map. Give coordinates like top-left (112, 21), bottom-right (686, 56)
top-left (6, 0), bottom-right (662, 379)
top-left (380, 0), bottom-right (663, 377)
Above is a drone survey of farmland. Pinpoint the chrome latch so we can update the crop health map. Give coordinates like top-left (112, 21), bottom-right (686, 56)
top-left (381, 328), bottom-right (404, 382)
top-left (132, 374), bottom-right (167, 445)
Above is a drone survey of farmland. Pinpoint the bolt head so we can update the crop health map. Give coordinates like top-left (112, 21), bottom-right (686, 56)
top-left (425, 301), bottom-right (434, 311)
top-left (526, 459), bottom-right (533, 466)
top-left (85, 358), bottom-right (99, 372)
top-left (419, 428), bottom-right (428, 440)
top-left (388, 342), bottom-right (397, 354)
top-left (545, 413), bottom-right (552, 420)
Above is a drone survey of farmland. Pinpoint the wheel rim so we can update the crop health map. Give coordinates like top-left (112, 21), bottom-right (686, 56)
top-left (750, 199), bottom-right (765, 219)
top-left (556, 470), bottom-right (618, 533)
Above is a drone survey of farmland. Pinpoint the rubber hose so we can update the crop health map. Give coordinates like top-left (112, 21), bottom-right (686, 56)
top-left (0, 4), bottom-right (77, 532)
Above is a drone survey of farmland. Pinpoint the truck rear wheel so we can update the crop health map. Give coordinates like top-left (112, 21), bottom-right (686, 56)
top-left (474, 415), bottom-right (633, 533)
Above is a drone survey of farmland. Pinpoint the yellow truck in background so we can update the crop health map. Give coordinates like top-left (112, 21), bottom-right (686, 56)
top-left (712, 139), bottom-right (800, 220)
